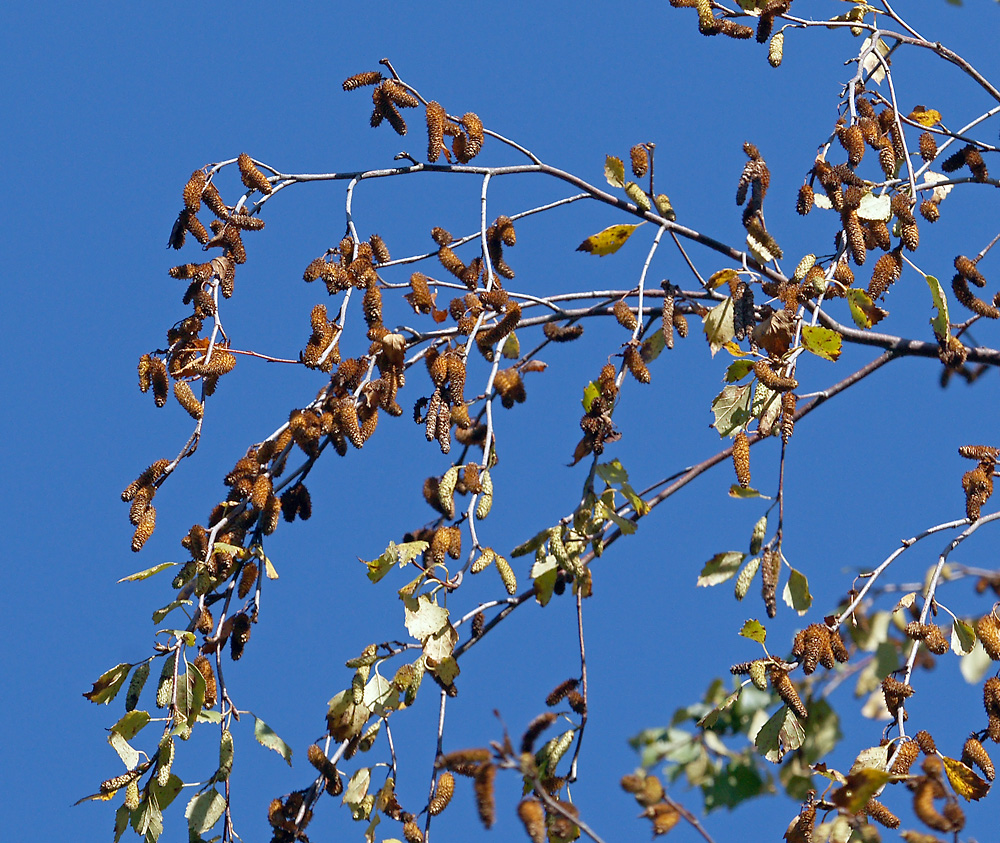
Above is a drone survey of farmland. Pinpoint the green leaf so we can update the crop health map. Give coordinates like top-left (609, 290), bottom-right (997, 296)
top-left (501, 331), bottom-right (520, 359)
top-left (702, 760), bottom-right (767, 811)
top-left (197, 709), bottom-right (223, 723)
top-left (111, 710), bottom-right (151, 741)
top-left (149, 773), bottom-right (183, 811)
top-left (83, 663), bottom-right (132, 705)
top-left (697, 687), bottom-right (742, 729)
top-left (175, 666), bottom-right (206, 729)
top-left (581, 381), bottom-right (600, 413)
top-left (725, 360), bottom-right (755, 382)
top-left (576, 223), bottom-right (643, 257)
top-left (926, 274), bottom-right (951, 341)
top-left (118, 562), bottom-right (176, 583)
top-left (710, 383), bottom-right (753, 439)
top-left (131, 795), bottom-right (163, 842)
top-left (739, 619), bottom-right (767, 644)
top-left (604, 156), bottom-right (625, 189)
top-left (109, 731), bottom-right (140, 769)
top-left (343, 767), bottom-right (371, 807)
top-left (596, 458), bottom-right (629, 486)
top-left (114, 804), bottom-right (130, 843)
top-left (151, 599), bottom-right (192, 624)
top-left (703, 297), bottom-right (735, 357)
top-left (641, 328), bottom-right (666, 363)
top-left (363, 673), bottom-right (401, 715)
top-left (755, 706), bottom-right (805, 763)
top-left (782, 568), bottom-right (812, 615)
top-left (512, 527), bottom-right (551, 558)
top-left (697, 552), bottom-right (745, 587)
top-left (800, 325), bottom-right (842, 361)
top-left (952, 619), bottom-right (977, 656)
top-left (185, 788), bottom-right (226, 836)
top-left (728, 485), bottom-right (767, 499)
top-left (403, 594), bottom-right (450, 641)
top-left (362, 540), bottom-right (429, 583)
top-left (253, 715), bottom-right (293, 766)
top-left (530, 554), bottom-right (558, 607)
top-left (427, 655), bottom-right (460, 686)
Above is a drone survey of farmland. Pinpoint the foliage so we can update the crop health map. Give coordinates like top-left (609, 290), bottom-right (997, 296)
top-left (85, 3), bottom-right (1000, 843)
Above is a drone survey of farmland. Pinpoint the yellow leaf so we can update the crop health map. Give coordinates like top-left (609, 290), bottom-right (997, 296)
top-left (907, 106), bottom-right (942, 127)
top-left (722, 341), bottom-right (750, 357)
top-left (576, 223), bottom-right (643, 257)
top-left (942, 755), bottom-right (990, 801)
top-left (708, 269), bottom-right (739, 290)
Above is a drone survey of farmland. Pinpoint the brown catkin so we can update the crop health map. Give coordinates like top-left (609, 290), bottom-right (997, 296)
top-left (343, 70), bottom-right (382, 90)
top-left (913, 779), bottom-right (952, 832)
top-left (624, 345), bottom-right (651, 384)
top-left (630, 145), bottom-right (649, 177)
top-left (963, 736), bottom-right (995, 780)
top-left (473, 763), bottom-right (496, 828)
top-left (918, 132), bottom-right (938, 162)
top-left (882, 675), bottom-right (914, 717)
top-left (230, 613), bottom-right (251, 660)
top-left (517, 799), bottom-right (546, 843)
top-left (769, 665), bottom-right (807, 718)
top-left (151, 357), bottom-right (169, 407)
top-left (172, 380), bottom-right (202, 419)
top-left (546, 678), bottom-right (579, 707)
top-left (753, 360), bottom-right (798, 391)
top-left (985, 676), bottom-right (1000, 741)
top-left (920, 199), bottom-right (940, 222)
top-left (952, 275), bottom-right (999, 319)
top-left (193, 655), bottom-right (217, 708)
top-left (426, 101), bottom-right (447, 162)
top-left (402, 820), bottom-right (423, 843)
top-left (796, 183), bottom-right (814, 216)
top-left (238, 560), bottom-right (258, 599)
top-left (237, 153), bottom-right (271, 195)
top-left (780, 392), bottom-right (796, 443)
top-left (866, 798), bottom-right (900, 829)
top-left (838, 124), bottom-right (865, 166)
top-left (915, 730), bottom-right (937, 754)
top-left (613, 299), bottom-right (638, 331)
top-left (732, 431), bottom-right (751, 488)
top-left (132, 505), bottom-right (156, 552)
top-left (429, 771), bottom-right (455, 815)
top-left (976, 614), bottom-right (1000, 660)
top-left (890, 738), bottom-right (920, 775)
top-left (183, 170), bottom-right (206, 212)
top-left (458, 112), bottom-right (484, 161)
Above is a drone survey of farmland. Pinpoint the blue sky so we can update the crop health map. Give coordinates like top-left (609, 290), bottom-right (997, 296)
top-left (4, 2), bottom-right (1000, 841)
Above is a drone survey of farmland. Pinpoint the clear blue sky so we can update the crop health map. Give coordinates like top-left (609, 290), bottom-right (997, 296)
top-left (4, 2), bottom-right (1000, 841)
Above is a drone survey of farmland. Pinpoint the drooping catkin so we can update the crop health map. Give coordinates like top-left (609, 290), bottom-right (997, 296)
top-left (624, 344), bottom-right (651, 384)
top-left (768, 665), bottom-right (807, 718)
top-left (761, 548), bottom-right (780, 618)
top-left (428, 771), bottom-right (454, 815)
top-left (183, 170), bottom-right (206, 212)
top-left (237, 153), bottom-right (272, 195)
top-left (890, 738), bottom-right (919, 775)
top-left (976, 613), bottom-right (1000, 659)
top-left (732, 431), bottom-right (751, 488)
top-left (193, 654), bottom-right (217, 708)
